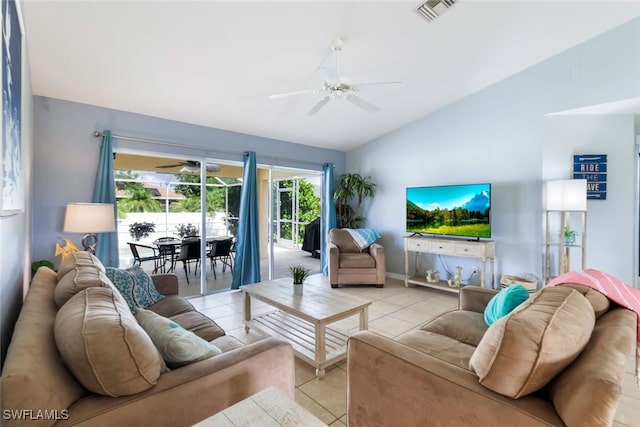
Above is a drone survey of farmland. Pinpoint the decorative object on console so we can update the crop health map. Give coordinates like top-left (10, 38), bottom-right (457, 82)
top-left (425, 269), bottom-right (439, 283)
top-left (55, 237), bottom-right (79, 260)
top-left (63, 202), bottom-right (116, 254)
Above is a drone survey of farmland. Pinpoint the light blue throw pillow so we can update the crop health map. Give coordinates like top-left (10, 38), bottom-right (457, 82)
top-left (105, 266), bottom-right (165, 313)
top-left (484, 285), bottom-right (530, 326)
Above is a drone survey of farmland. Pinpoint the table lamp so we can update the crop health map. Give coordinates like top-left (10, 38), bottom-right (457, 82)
top-left (63, 202), bottom-right (116, 254)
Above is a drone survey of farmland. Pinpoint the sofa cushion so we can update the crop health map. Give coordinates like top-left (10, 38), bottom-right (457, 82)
top-left (105, 266), bottom-right (165, 312)
top-left (54, 287), bottom-right (165, 397)
top-left (484, 284), bottom-right (529, 326)
top-left (55, 266), bottom-right (116, 308)
top-left (57, 250), bottom-right (105, 279)
top-left (422, 310), bottom-right (488, 347)
top-left (469, 287), bottom-right (595, 398)
top-left (147, 294), bottom-right (197, 317)
top-left (329, 229), bottom-right (361, 253)
top-left (547, 308), bottom-right (636, 427)
top-left (396, 330), bottom-right (477, 371)
top-left (340, 252), bottom-right (376, 268)
top-left (167, 311), bottom-right (226, 341)
top-left (135, 308), bottom-right (222, 368)
top-left (556, 283), bottom-right (610, 318)
top-left (1, 267), bottom-right (86, 423)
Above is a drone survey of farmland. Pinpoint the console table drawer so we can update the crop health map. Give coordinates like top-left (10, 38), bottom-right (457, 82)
top-left (428, 241), bottom-right (452, 254)
top-left (406, 239), bottom-right (429, 252)
top-left (453, 243), bottom-right (480, 257)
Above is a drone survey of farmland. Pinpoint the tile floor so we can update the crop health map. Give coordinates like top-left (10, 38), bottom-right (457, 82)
top-left (188, 276), bottom-right (640, 427)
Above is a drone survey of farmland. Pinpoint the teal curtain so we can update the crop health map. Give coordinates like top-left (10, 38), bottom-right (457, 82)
top-left (231, 152), bottom-right (261, 289)
top-left (92, 130), bottom-right (119, 267)
top-left (321, 163), bottom-right (337, 275)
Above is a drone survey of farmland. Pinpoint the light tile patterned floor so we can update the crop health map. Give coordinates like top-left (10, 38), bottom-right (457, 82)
top-left (188, 276), bottom-right (639, 427)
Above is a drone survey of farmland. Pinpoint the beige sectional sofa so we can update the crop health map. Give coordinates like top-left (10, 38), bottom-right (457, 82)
top-left (1, 252), bottom-right (295, 426)
top-left (347, 285), bottom-right (636, 427)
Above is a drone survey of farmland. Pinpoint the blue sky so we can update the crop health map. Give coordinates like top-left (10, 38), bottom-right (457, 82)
top-left (407, 183), bottom-right (490, 210)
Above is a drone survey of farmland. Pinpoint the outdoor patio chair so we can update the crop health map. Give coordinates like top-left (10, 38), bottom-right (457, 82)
top-left (128, 242), bottom-right (163, 273)
top-left (178, 238), bottom-right (201, 284)
top-left (207, 238), bottom-right (234, 279)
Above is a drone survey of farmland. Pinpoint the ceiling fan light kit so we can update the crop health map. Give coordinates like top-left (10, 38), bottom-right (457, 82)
top-left (416, 0), bottom-right (457, 22)
top-left (269, 38), bottom-right (402, 115)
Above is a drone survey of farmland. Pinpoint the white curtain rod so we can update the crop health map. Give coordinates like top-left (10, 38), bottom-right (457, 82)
top-left (93, 130), bottom-right (328, 169)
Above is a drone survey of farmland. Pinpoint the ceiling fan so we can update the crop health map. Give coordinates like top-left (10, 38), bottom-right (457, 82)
top-left (156, 160), bottom-right (221, 173)
top-left (269, 38), bottom-right (402, 115)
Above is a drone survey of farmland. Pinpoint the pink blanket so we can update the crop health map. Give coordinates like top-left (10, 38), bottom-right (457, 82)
top-left (548, 269), bottom-right (640, 386)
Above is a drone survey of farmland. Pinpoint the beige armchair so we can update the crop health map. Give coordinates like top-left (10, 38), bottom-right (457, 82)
top-left (328, 228), bottom-right (385, 288)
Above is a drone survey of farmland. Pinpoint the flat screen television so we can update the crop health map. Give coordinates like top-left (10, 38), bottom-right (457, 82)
top-left (406, 183), bottom-right (491, 239)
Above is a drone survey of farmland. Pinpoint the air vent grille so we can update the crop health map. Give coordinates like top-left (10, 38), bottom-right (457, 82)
top-left (416, 0), bottom-right (457, 22)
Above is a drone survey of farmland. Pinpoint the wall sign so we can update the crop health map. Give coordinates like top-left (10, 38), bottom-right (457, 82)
top-left (573, 154), bottom-right (607, 200)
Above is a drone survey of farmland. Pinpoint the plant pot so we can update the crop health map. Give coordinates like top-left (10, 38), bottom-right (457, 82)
top-left (564, 236), bottom-right (576, 246)
top-left (293, 284), bottom-right (303, 295)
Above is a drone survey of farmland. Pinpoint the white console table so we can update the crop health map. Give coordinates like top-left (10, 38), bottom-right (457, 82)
top-left (404, 236), bottom-right (496, 292)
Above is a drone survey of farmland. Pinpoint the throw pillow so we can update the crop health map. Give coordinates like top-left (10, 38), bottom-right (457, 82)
top-left (484, 284), bottom-right (530, 326)
top-left (345, 228), bottom-right (381, 251)
top-left (54, 287), bottom-right (165, 397)
top-left (105, 266), bottom-right (165, 312)
top-left (470, 287), bottom-right (595, 399)
top-left (135, 308), bottom-right (222, 368)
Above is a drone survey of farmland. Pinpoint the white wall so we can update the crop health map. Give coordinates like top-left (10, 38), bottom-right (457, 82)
top-left (347, 18), bottom-right (640, 285)
top-left (1, 1), bottom-right (33, 365)
top-left (543, 115), bottom-right (636, 281)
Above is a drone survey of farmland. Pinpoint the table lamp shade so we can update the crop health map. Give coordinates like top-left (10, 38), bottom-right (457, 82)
top-left (63, 203), bottom-right (116, 254)
top-left (63, 203), bottom-right (116, 233)
top-left (546, 179), bottom-right (587, 211)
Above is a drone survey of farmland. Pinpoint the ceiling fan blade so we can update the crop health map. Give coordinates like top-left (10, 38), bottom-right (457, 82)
top-left (307, 97), bottom-right (331, 115)
top-left (351, 81), bottom-right (403, 91)
top-left (269, 89), bottom-right (320, 100)
top-left (157, 164), bottom-right (181, 169)
top-left (346, 94), bottom-right (380, 113)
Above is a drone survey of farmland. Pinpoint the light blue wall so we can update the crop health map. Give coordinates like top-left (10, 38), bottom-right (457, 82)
top-left (347, 18), bottom-right (640, 284)
top-left (31, 97), bottom-right (346, 264)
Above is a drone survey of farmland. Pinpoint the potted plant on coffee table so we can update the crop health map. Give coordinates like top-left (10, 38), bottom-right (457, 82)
top-left (289, 264), bottom-right (310, 295)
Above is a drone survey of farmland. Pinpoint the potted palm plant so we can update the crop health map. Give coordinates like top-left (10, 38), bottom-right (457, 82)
top-left (289, 264), bottom-right (310, 295)
top-left (562, 227), bottom-right (578, 246)
top-left (334, 173), bottom-right (376, 229)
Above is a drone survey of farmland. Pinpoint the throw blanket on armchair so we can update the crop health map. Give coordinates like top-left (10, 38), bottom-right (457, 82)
top-left (345, 228), bottom-right (381, 251)
top-left (548, 269), bottom-right (640, 386)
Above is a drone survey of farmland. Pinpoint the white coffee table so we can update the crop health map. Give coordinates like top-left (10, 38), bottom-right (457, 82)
top-left (192, 386), bottom-right (327, 426)
top-left (240, 278), bottom-right (372, 378)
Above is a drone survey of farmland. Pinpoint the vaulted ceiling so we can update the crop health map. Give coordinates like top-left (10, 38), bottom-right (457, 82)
top-left (22, 1), bottom-right (640, 151)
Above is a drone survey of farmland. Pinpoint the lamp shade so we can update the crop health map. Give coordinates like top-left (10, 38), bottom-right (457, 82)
top-left (63, 203), bottom-right (116, 233)
top-left (545, 179), bottom-right (587, 211)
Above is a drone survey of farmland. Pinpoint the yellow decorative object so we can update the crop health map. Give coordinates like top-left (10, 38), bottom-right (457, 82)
top-left (55, 238), bottom-right (79, 260)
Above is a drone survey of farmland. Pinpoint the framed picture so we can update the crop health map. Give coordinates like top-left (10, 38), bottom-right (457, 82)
top-left (1, 0), bottom-right (24, 215)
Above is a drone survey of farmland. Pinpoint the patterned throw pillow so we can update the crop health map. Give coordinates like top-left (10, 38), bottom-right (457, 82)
top-left (105, 266), bottom-right (165, 313)
top-left (135, 308), bottom-right (222, 368)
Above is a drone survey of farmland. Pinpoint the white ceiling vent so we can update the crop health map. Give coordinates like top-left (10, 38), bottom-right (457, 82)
top-left (416, 0), bottom-right (457, 22)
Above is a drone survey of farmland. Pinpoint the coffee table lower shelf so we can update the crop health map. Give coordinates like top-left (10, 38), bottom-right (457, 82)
top-left (245, 310), bottom-right (350, 377)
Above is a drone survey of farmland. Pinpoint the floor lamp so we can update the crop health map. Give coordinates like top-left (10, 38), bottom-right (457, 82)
top-left (545, 179), bottom-right (587, 275)
top-left (63, 203), bottom-right (116, 254)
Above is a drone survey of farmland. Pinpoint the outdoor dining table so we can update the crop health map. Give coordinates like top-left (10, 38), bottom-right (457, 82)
top-left (153, 236), bottom-right (232, 274)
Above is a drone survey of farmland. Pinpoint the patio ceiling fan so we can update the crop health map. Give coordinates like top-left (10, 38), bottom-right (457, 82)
top-left (269, 38), bottom-right (402, 115)
top-left (156, 160), bottom-right (221, 173)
